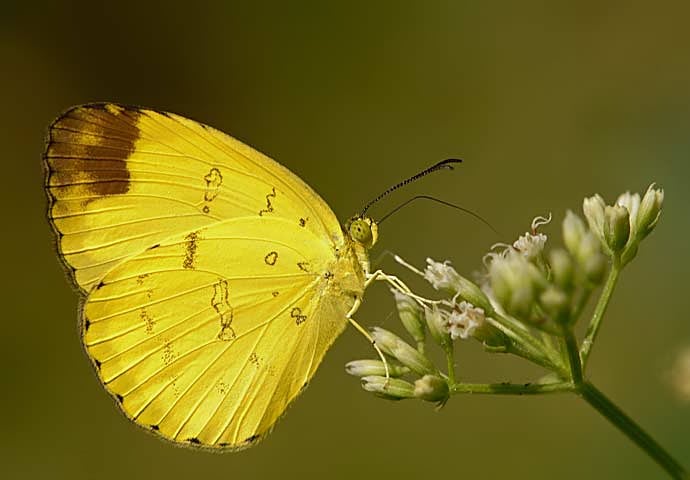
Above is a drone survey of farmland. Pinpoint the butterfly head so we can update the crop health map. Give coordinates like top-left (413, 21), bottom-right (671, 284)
top-left (346, 216), bottom-right (378, 249)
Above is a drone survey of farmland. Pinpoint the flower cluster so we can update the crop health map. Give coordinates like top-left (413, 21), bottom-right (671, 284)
top-left (346, 183), bottom-right (664, 403)
top-left (344, 183), bottom-right (684, 478)
top-left (583, 184), bottom-right (664, 264)
top-left (345, 294), bottom-right (451, 405)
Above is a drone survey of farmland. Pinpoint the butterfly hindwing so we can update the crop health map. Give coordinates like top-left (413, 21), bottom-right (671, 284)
top-left (83, 217), bottom-right (350, 448)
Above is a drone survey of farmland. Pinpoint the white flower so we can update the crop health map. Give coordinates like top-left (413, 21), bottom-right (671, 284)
top-left (513, 232), bottom-right (548, 260)
top-left (448, 301), bottom-right (485, 340)
top-left (423, 258), bottom-right (461, 291)
top-left (424, 257), bottom-right (493, 312)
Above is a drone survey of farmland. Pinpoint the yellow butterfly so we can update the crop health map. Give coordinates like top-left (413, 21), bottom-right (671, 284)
top-left (45, 103), bottom-right (456, 450)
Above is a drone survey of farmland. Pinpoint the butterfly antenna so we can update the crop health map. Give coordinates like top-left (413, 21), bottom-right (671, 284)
top-left (378, 195), bottom-right (500, 236)
top-left (359, 159), bottom-right (462, 217)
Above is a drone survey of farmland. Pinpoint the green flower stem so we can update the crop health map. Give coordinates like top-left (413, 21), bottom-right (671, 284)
top-left (541, 328), bottom-right (567, 367)
top-left (558, 336), bottom-right (570, 371)
top-left (444, 343), bottom-right (456, 385)
top-left (486, 316), bottom-right (557, 372)
top-left (540, 330), bottom-right (563, 366)
top-left (499, 313), bottom-right (563, 368)
top-left (489, 313), bottom-right (567, 376)
top-left (450, 381), bottom-right (574, 395)
top-left (580, 260), bottom-right (621, 367)
top-left (580, 382), bottom-right (688, 479)
top-left (494, 309), bottom-right (531, 333)
top-left (562, 326), bottom-right (583, 384)
top-left (540, 330), bottom-right (555, 351)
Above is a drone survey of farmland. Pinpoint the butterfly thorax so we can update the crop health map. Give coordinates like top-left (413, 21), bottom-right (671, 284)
top-left (326, 236), bottom-right (366, 298)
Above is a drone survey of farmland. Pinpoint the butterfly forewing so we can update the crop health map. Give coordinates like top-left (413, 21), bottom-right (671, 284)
top-left (45, 104), bottom-right (365, 449)
top-left (46, 103), bottom-right (342, 292)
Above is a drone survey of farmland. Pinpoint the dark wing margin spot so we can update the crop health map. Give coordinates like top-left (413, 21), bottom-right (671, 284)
top-left (186, 437), bottom-right (202, 445)
top-left (243, 434), bottom-right (261, 444)
top-left (84, 319), bottom-right (91, 331)
top-left (150, 424), bottom-right (160, 431)
top-left (115, 393), bottom-right (124, 403)
top-left (46, 104), bottom-right (142, 201)
top-left (93, 358), bottom-right (101, 369)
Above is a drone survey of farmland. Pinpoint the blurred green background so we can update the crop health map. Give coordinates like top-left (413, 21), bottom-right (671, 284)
top-left (3, 1), bottom-right (689, 478)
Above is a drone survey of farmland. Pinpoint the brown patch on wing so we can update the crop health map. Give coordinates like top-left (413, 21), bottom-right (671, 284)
top-left (45, 103), bottom-right (141, 200)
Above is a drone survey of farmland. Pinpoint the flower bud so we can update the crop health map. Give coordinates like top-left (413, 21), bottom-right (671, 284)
top-left (361, 376), bottom-right (415, 400)
top-left (549, 248), bottom-right (574, 291)
top-left (615, 191), bottom-right (640, 240)
top-left (603, 204), bottom-right (630, 253)
top-left (508, 286), bottom-right (534, 318)
top-left (424, 258), bottom-right (494, 314)
top-left (562, 210), bottom-right (586, 258)
top-left (578, 233), bottom-right (607, 283)
top-left (539, 286), bottom-right (570, 324)
top-left (582, 194), bottom-right (606, 247)
top-left (636, 183), bottom-right (664, 240)
top-left (370, 327), bottom-right (435, 376)
top-left (391, 290), bottom-right (425, 344)
top-left (475, 322), bottom-right (510, 351)
top-left (414, 374), bottom-right (450, 403)
top-left (488, 251), bottom-right (546, 318)
top-left (425, 306), bottom-right (451, 349)
top-left (345, 359), bottom-right (409, 378)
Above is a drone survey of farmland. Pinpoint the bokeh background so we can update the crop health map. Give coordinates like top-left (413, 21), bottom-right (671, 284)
top-left (3, 1), bottom-right (689, 478)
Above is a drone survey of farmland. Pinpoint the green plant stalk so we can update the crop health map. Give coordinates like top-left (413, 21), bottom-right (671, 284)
top-left (580, 382), bottom-right (688, 479)
top-left (540, 330), bottom-right (556, 353)
top-left (580, 260), bottom-right (621, 367)
top-left (501, 310), bottom-right (564, 365)
top-left (450, 381), bottom-right (574, 395)
top-left (562, 326), bottom-right (583, 384)
top-left (487, 317), bottom-right (559, 373)
top-left (488, 313), bottom-right (566, 373)
top-left (444, 343), bottom-right (456, 385)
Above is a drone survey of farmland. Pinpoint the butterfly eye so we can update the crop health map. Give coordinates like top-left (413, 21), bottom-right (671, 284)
top-left (349, 218), bottom-right (373, 245)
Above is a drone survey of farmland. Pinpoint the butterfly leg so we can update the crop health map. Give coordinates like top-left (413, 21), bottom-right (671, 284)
top-left (365, 269), bottom-right (439, 307)
top-left (346, 298), bottom-right (390, 379)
